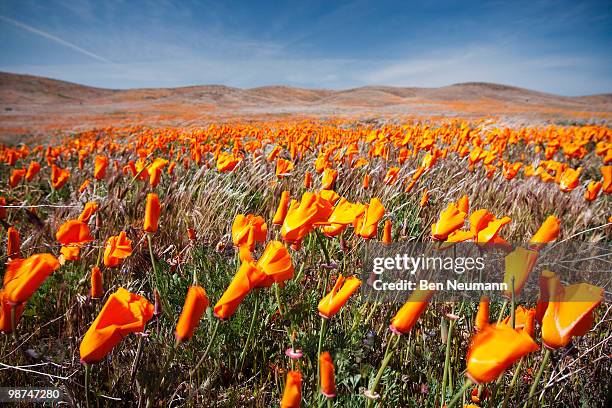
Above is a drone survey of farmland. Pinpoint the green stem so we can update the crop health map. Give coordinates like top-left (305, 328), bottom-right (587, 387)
top-left (367, 334), bottom-right (399, 408)
top-left (447, 379), bottom-right (473, 408)
top-left (84, 364), bottom-right (90, 408)
top-left (10, 305), bottom-right (17, 342)
top-left (275, 284), bottom-right (284, 316)
top-left (440, 319), bottom-right (456, 407)
top-left (524, 349), bottom-right (551, 408)
top-left (502, 357), bottom-right (523, 408)
top-left (190, 319), bottom-right (220, 376)
top-left (497, 299), bottom-right (508, 323)
top-left (239, 290), bottom-right (260, 370)
top-left (315, 230), bottom-right (331, 265)
top-left (130, 334), bottom-right (145, 386)
top-left (146, 234), bottom-right (158, 291)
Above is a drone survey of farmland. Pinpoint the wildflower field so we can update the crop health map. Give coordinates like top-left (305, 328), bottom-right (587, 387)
top-left (0, 119), bottom-right (610, 407)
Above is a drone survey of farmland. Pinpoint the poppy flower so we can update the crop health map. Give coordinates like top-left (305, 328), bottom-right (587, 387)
top-left (273, 191), bottom-right (291, 225)
top-left (51, 165), bottom-right (70, 189)
top-left (79, 179), bottom-right (91, 193)
top-left (500, 305), bottom-right (536, 332)
top-left (25, 161), bottom-right (41, 182)
top-left (382, 219), bottom-right (392, 244)
top-left (276, 158), bottom-right (294, 178)
top-left (363, 173), bottom-right (370, 189)
top-left (304, 171), bottom-right (313, 188)
top-left (0, 290), bottom-right (25, 332)
top-left (466, 324), bottom-right (538, 383)
top-left (90, 266), bottom-right (103, 299)
top-left (78, 202), bottom-right (99, 223)
top-left (94, 155), bottom-right (109, 180)
top-left (456, 195), bottom-right (469, 214)
top-left (216, 152), bottom-right (241, 172)
top-left (267, 145), bottom-right (282, 162)
top-left (535, 270), bottom-right (557, 323)
top-left (559, 167), bottom-right (581, 192)
top-left (602, 166), bottom-right (612, 193)
top-left (384, 167), bottom-right (400, 185)
top-left (321, 198), bottom-right (365, 237)
top-left (187, 227), bottom-right (197, 241)
top-left (232, 214), bottom-right (268, 251)
top-left (281, 370), bottom-right (302, 408)
top-left (475, 296), bottom-right (489, 332)
top-left (0, 196), bottom-right (6, 220)
top-left (56, 220), bottom-right (94, 245)
top-left (144, 193), bottom-right (161, 233)
top-left (354, 198), bottom-right (385, 239)
top-left (431, 203), bottom-right (466, 241)
top-left (3, 253), bottom-right (60, 304)
top-left (389, 289), bottom-right (434, 335)
top-left (584, 181), bottom-right (602, 201)
top-left (540, 274), bottom-right (603, 349)
top-left (60, 245), bottom-right (81, 262)
top-left (320, 352), bottom-right (336, 398)
top-left (503, 247), bottom-right (538, 298)
top-left (175, 285), bottom-right (209, 342)
top-left (321, 168), bottom-right (338, 190)
top-left (255, 240), bottom-right (294, 286)
top-left (9, 168), bottom-right (26, 188)
top-left (79, 287), bottom-right (154, 364)
top-left (281, 192), bottom-right (333, 245)
top-left (104, 231), bottom-right (133, 267)
top-left (419, 189), bottom-right (430, 207)
top-left (318, 275), bottom-right (362, 319)
top-left (6, 226), bottom-right (20, 259)
top-left (530, 215), bottom-right (560, 246)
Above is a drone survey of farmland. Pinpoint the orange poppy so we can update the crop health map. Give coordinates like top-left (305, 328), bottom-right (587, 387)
top-left (384, 167), bottom-right (400, 185)
top-left (382, 219), bottom-right (392, 244)
top-left (363, 173), bottom-right (370, 189)
top-left (56, 220), bottom-right (94, 245)
top-left (389, 289), bottom-right (434, 335)
top-left (456, 195), bottom-right (469, 214)
top-left (79, 287), bottom-right (154, 364)
top-left (503, 247), bottom-right (538, 298)
top-left (354, 198), bottom-right (385, 239)
top-left (216, 152), bottom-right (241, 172)
top-left (584, 181), bottom-right (602, 201)
top-left (281, 370), bottom-right (302, 408)
top-left (60, 245), bottom-right (81, 262)
top-left (535, 270), bottom-right (557, 323)
top-left (144, 193), bottom-right (161, 233)
top-left (559, 167), bottom-right (581, 192)
top-left (9, 168), bottom-right (26, 188)
top-left (175, 285), bottom-right (209, 342)
top-left (51, 165), bottom-right (70, 189)
top-left (232, 214), bottom-right (268, 251)
top-left (419, 189), bottom-right (430, 207)
top-left (475, 296), bottom-right (489, 332)
top-left (320, 352), bottom-right (336, 398)
top-left (431, 203), bottom-right (466, 241)
top-left (273, 191), bottom-right (291, 225)
top-left (276, 158), bottom-right (294, 178)
top-left (530, 215), bottom-right (560, 245)
top-left (0, 290), bottom-right (25, 332)
top-left (104, 231), bottom-right (133, 267)
top-left (602, 166), bottom-right (612, 193)
top-left (78, 202), bottom-right (99, 223)
top-left (91, 266), bottom-right (103, 299)
top-left (321, 168), bottom-right (338, 190)
top-left (6, 226), bottom-right (20, 259)
top-left (318, 275), bottom-right (362, 319)
top-left (25, 161), bottom-right (41, 182)
top-left (304, 171), bottom-right (313, 188)
top-left (94, 155), bottom-right (109, 180)
top-left (79, 179), bottom-right (91, 193)
top-left (466, 323), bottom-right (538, 383)
top-left (321, 198), bottom-right (365, 237)
top-left (3, 253), bottom-right (60, 304)
top-left (281, 192), bottom-right (333, 245)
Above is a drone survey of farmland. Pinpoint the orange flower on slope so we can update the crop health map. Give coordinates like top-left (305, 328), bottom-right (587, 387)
top-left (383, 167), bottom-right (400, 185)
top-left (25, 161), bottom-right (41, 182)
top-left (175, 285), bottom-right (209, 342)
top-left (56, 220), bottom-right (94, 245)
top-left (601, 166), bottom-right (612, 193)
top-left (559, 167), bottom-right (581, 192)
top-left (389, 289), bottom-right (434, 335)
top-left (468, 209), bottom-right (511, 244)
top-left (79, 287), bottom-right (154, 364)
top-left (94, 155), bottom-right (109, 180)
top-left (216, 152), bottom-right (241, 172)
top-left (530, 215), bottom-right (560, 246)
top-left (60, 245), bottom-right (81, 262)
top-left (7, 226), bottom-right (20, 259)
top-left (90, 266), bottom-right (103, 299)
top-left (104, 231), bottom-right (133, 267)
top-left (51, 165), bottom-right (70, 189)
top-left (318, 275), bottom-right (362, 319)
top-left (281, 192), bottom-right (334, 245)
top-left (276, 158), bottom-right (294, 178)
top-left (500, 305), bottom-right (536, 334)
top-left (419, 189), bottom-right (430, 207)
top-left (0, 290), bottom-right (25, 332)
top-left (354, 198), bottom-right (385, 239)
top-left (9, 168), bottom-right (26, 188)
top-left (321, 168), bottom-right (338, 190)
top-left (273, 191), bottom-right (291, 225)
top-left (232, 214), bottom-right (268, 251)
top-left (78, 202), bottom-right (99, 223)
top-left (381, 219), bottom-right (392, 244)
top-left (281, 370), bottom-right (302, 408)
top-left (79, 179), bottom-right (91, 193)
top-left (320, 352), bottom-right (337, 398)
top-left (4, 253), bottom-right (60, 304)
top-left (541, 274), bottom-right (603, 349)
top-left (503, 247), bottom-right (538, 298)
top-left (475, 296), bottom-right (489, 332)
top-left (144, 193), bottom-right (161, 233)
top-left (535, 270), bottom-right (557, 323)
top-left (431, 203), bottom-right (466, 241)
top-left (456, 195), bottom-right (469, 214)
top-left (304, 171), bottom-right (313, 188)
top-left (584, 181), bottom-right (602, 201)
top-left (321, 198), bottom-right (365, 237)
top-left (466, 324), bottom-right (538, 383)
top-left (255, 240), bottom-right (294, 286)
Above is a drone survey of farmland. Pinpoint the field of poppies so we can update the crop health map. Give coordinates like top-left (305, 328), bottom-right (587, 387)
top-left (0, 119), bottom-right (610, 407)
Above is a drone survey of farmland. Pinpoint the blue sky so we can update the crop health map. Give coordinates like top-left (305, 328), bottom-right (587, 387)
top-left (0, 0), bottom-right (610, 95)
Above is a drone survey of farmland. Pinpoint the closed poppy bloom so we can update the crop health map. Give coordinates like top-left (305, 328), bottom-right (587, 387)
top-left (60, 245), bottom-right (81, 262)
top-left (602, 166), bottom-right (612, 193)
top-left (25, 161), bottom-right (41, 182)
top-left (175, 285), bottom-right (209, 342)
top-left (4, 253), bottom-right (60, 304)
top-left (276, 158), bottom-right (294, 178)
top-left (503, 247), bottom-right (538, 298)
top-left (78, 202), bottom-right (99, 223)
top-left (104, 231), bottom-right (133, 267)
top-left (456, 195), bottom-right (469, 214)
top-left (144, 193), bottom-right (161, 233)
top-left (390, 289), bottom-right (434, 335)
top-left (419, 189), bottom-right (430, 207)
top-left (0, 290), bottom-right (25, 332)
top-left (320, 352), bottom-right (336, 398)
top-left (466, 324), bottom-right (539, 383)
top-left (148, 166), bottom-right (162, 187)
top-left (354, 198), bottom-right (385, 239)
top-left (91, 266), bottom-right (103, 299)
top-left (475, 296), bottom-right (489, 332)
top-left (9, 168), bottom-right (26, 188)
top-left (267, 145), bottom-right (282, 162)
top-left (541, 275), bottom-right (603, 349)
top-left (79, 287), bottom-right (154, 364)
top-left (363, 173), bottom-right (370, 189)
top-left (431, 203), bottom-right (466, 241)
top-left (0, 196), bottom-right (6, 220)
top-left (321, 168), bottom-right (338, 190)
top-left (318, 275), bottom-right (362, 319)
top-left (559, 167), bottom-right (581, 192)
top-left (79, 179), bottom-right (91, 193)
top-left (382, 219), bottom-right (392, 244)
top-left (213, 261), bottom-right (262, 320)
top-left (584, 181), bottom-right (602, 201)
top-left (281, 370), bottom-right (302, 408)
top-left (232, 214), bottom-right (268, 250)
top-left (304, 171), bottom-right (313, 188)
top-left (273, 191), bottom-right (291, 225)
top-left (7, 226), bottom-right (20, 259)
top-left (51, 165), bottom-right (70, 189)
top-left (56, 220), bottom-right (94, 245)
top-left (94, 155), bottom-right (109, 180)
top-left (530, 215), bottom-right (560, 246)
top-left (471, 211), bottom-right (511, 244)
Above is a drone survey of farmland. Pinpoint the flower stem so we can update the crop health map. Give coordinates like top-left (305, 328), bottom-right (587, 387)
top-left (84, 363), bottom-right (91, 408)
top-left (447, 379), bottom-right (473, 408)
top-left (10, 305), bottom-right (17, 342)
top-left (239, 290), bottom-right (260, 371)
top-left (502, 357), bottom-right (523, 408)
top-left (440, 319), bottom-right (456, 407)
top-left (524, 349), bottom-right (551, 408)
top-left (130, 334), bottom-right (145, 386)
top-left (367, 334), bottom-right (399, 408)
top-left (191, 319), bottom-right (220, 376)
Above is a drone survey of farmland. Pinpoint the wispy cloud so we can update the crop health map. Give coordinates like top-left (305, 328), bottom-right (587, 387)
top-left (0, 15), bottom-right (111, 63)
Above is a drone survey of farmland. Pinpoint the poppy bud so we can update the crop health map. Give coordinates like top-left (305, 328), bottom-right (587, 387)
top-left (175, 285), bottom-right (209, 342)
top-left (319, 352), bottom-right (336, 398)
top-left (389, 289), bottom-right (434, 335)
top-left (381, 220), bottom-right (392, 244)
top-left (91, 266), bottom-right (103, 299)
top-left (7, 226), bottom-right (20, 259)
top-left (144, 193), bottom-right (161, 233)
top-left (475, 296), bottom-right (489, 332)
top-left (273, 191), bottom-right (291, 225)
top-left (281, 370), bottom-right (302, 408)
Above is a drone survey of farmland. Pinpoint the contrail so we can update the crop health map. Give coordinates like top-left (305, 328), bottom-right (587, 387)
top-left (0, 15), bottom-right (111, 63)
